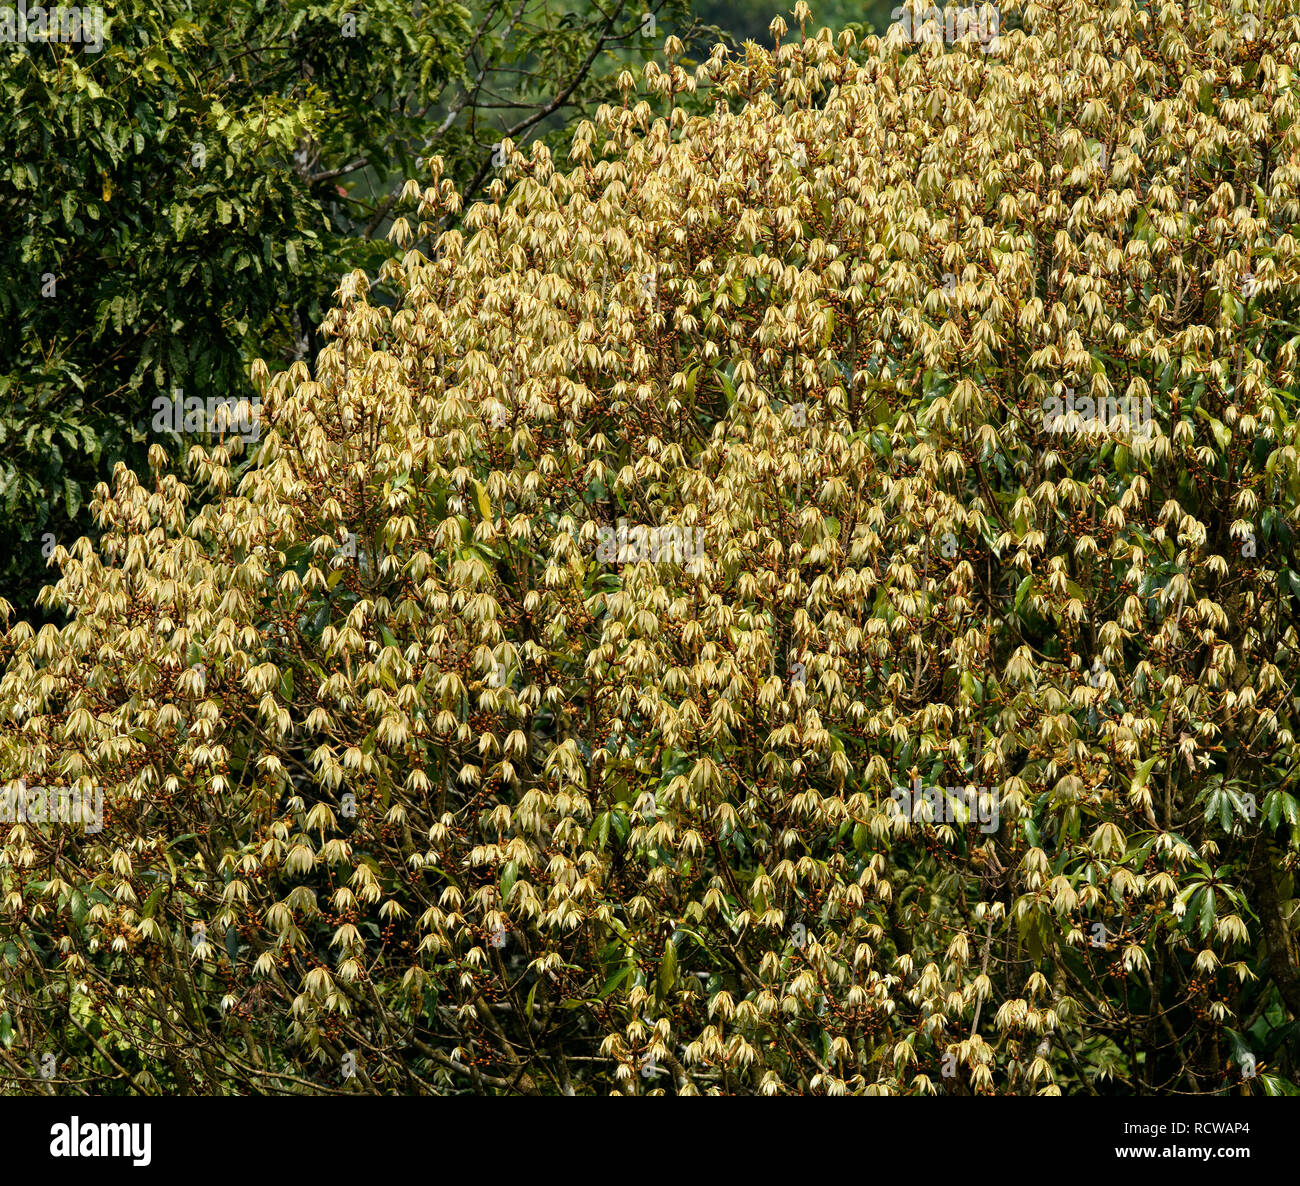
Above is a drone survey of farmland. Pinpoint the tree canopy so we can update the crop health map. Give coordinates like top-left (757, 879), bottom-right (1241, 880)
top-left (2, 0), bottom-right (1299, 1095)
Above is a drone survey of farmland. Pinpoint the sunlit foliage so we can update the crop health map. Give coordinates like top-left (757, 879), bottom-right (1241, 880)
top-left (2, 1), bottom-right (1299, 1095)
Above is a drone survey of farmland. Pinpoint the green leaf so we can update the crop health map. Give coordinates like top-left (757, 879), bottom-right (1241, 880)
top-left (1129, 756), bottom-right (1158, 797)
top-left (596, 966), bottom-right (631, 1000)
top-left (143, 884), bottom-right (165, 919)
top-left (655, 937), bottom-right (677, 1004)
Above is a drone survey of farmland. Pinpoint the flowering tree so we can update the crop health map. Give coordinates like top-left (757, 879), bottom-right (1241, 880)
top-left (2, 1), bottom-right (1299, 1095)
